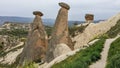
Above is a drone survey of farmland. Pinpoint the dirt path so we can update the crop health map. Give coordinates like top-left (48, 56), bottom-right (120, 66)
top-left (89, 36), bottom-right (120, 68)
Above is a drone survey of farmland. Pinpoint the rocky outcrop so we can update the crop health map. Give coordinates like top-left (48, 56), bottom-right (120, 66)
top-left (0, 47), bottom-right (23, 65)
top-left (85, 14), bottom-right (94, 23)
top-left (0, 35), bottom-right (20, 51)
top-left (53, 43), bottom-right (71, 58)
top-left (18, 11), bottom-right (48, 66)
top-left (46, 2), bottom-right (74, 62)
top-left (73, 13), bottom-right (120, 49)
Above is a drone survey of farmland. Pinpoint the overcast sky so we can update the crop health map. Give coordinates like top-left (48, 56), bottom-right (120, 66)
top-left (0, 0), bottom-right (120, 21)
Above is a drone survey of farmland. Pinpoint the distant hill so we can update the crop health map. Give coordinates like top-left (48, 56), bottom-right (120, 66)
top-left (0, 16), bottom-right (55, 26)
top-left (0, 16), bottom-right (103, 26)
top-left (0, 16), bottom-right (84, 26)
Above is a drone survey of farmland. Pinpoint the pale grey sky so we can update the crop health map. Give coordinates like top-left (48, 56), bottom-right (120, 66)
top-left (0, 0), bottom-right (120, 21)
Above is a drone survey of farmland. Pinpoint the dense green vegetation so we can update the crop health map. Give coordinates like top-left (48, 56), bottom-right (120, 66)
top-left (106, 20), bottom-right (120, 38)
top-left (18, 62), bottom-right (38, 68)
top-left (52, 38), bottom-right (105, 68)
top-left (0, 29), bottom-right (28, 38)
top-left (106, 37), bottom-right (120, 68)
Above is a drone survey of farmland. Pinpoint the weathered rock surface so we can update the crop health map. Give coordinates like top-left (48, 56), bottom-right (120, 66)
top-left (53, 43), bottom-right (71, 58)
top-left (18, 11), bottom-right (48, 66)
top-left (73, 13), bottom-right (120, 49)
top-left (0, 35), bottom-right (20, 51)
top-left (0, 48), bottom-right (23, 65)
top-left (46, 2), bottom-right (74, 62)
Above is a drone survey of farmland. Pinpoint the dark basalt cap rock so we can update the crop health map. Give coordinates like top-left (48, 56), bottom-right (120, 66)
top-left (59, 2), bottom-right (70, 10)
top-left (85, 14), bottom-right (94, 16)
top-left (85, 14), bottom-right (94, 20)
top-left (33, 11), bottom-right (43, 16)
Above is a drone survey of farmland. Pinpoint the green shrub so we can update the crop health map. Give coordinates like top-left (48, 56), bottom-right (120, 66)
top-left (106, 37), bottom-right (120, 68)
top-left (52, 38), bottom-right (105, 68)
top-left (69, 24), bottom-right (89, 37)
top-left (22, 62), bottom-right (38, 68)
top-left (0, 62), bottom-right (38, 68)
top-left (0, 63), bottom-right (11, 68)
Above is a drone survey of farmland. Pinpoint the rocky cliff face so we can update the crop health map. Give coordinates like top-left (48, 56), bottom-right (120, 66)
top-left (18, 11), bottom-right (48, 66)
top-left (46, 2), bottom-right (74, 62)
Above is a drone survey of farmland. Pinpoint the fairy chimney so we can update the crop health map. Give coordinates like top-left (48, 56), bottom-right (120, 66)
top-left (18, 11), bottom-right (48, 66)
top-left (85, 14), bottom-right (94, 23)
top-left (46, 2), bottom-right (74, 62)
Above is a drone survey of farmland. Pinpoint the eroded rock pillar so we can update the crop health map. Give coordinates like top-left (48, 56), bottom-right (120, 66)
top-left (19, 11), bottom-right (48, 66)
top-left (46, 2), bottom-right (74, 62)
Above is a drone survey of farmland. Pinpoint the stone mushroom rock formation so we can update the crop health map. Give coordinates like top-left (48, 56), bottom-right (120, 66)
top-left (85, 14), bottom-right (94, 23)
top-left (18, 11), bottom-right (48, 66)
top-left (46, 2), bottom-right (74, 62)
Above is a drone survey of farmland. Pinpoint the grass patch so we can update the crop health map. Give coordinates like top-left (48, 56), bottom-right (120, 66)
top-left (0, 63), bottom-right (11, 68)
top-left (106, 37), bottom-right (120, 68)
top-left (52, 38), bottom-right (105, 68)
top-left (17, 62), bottom-right (38, 68)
